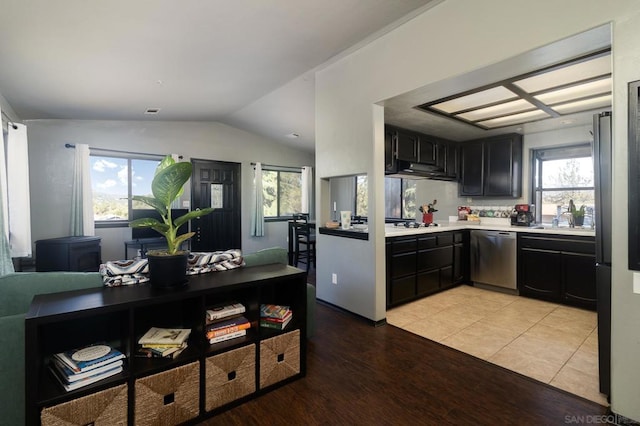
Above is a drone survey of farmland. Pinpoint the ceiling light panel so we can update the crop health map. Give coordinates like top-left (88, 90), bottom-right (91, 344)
top-left (430, 86), bottom-right (516, 113)
top-left (456, 99), bottom-right (535, 122)
top-left (477, 109), bottom-right (550, 128)
top-left (534, 77), bottom-right (611, 105)
top-left (513, 54), bottom-right (611, 93)
top-left (550, 94), bottom-right (612, 115)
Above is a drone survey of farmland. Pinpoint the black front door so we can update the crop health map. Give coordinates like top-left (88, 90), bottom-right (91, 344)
top-left (190, 159), bottom-right (241, 251)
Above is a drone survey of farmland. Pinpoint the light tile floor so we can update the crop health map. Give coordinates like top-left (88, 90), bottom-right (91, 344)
top-left (386, 285), bottom-right (608, 406)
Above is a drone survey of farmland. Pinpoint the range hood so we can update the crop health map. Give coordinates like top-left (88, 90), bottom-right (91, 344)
top-left (387, 160), bottom-right (452, 180)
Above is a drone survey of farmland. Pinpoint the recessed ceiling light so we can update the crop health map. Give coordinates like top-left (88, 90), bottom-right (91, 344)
top-left (560, 119), bottom-right (575, 125)
top-left (144, 108), bottom-right (161, 115)
top-left (286, 133), bottom-right (300, 138)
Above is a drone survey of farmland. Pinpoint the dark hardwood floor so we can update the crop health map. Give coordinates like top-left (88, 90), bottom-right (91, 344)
top-left (202, 299), bottom-right (607, 425)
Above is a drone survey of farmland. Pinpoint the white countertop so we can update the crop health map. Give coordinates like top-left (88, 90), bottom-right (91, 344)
top-left (384, 221), bottom-right (595, 237)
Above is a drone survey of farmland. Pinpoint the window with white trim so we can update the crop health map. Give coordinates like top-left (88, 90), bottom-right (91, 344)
top-left (90, 154), bottom-right (160, 224)
top-left (263, 166), bottom-right (303, 219)
top-left (531, 144), bottom-right (594, 226)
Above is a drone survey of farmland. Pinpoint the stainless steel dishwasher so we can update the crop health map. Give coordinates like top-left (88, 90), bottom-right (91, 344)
top-left (470, 230), bottom-right (517, 290)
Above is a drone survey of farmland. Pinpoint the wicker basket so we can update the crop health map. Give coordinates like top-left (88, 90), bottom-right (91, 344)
top-left (259, 329), bottom-right (300, 388)
top-left (134, 361), bottom-right (200, 426)
top-left (205, 344), bottom-right (256, 411)
top-left (41, 384), bottom-right (128, 426)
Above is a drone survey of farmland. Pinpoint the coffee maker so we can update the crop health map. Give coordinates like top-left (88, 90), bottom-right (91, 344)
top-left (511, 204), bottom-right (535, 226)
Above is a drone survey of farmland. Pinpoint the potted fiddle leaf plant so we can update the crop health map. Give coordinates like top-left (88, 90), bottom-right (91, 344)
top-left (130, 155), bottom-right (214, 288)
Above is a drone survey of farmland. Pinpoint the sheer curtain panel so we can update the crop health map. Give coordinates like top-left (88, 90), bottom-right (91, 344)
top-left (0, 110), bottom-right (14, 275)
top-left (301, 166), bottom-right (312, 214)
top-left (70, 143), bottom-right (94, 236)
top-left (7, 123), bottom-right (31, 257)
top-left (250, 162), bottom-right (264, 237)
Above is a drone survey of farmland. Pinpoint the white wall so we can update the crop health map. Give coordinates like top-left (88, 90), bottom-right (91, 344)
top-left (315, 0), bottom-right (640, 420)
top-left (25, 119), bottom-right (314, 262)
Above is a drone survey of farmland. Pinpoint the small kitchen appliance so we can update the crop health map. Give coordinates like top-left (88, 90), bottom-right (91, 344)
top-left (510, 204), bottom-right (535, 226)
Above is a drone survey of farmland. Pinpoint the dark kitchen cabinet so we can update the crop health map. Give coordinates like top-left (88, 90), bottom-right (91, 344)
top-left (396, 129), bottom-right (420, 162)
top-left (418, 136), bottom-right (436, 165)
top-left (518, 247), bottom-right (563, 300)
top-left (452, 231), bottom-right (469, 284)
top-left (384, 125), bottom-right (458, 180)
top-left (445, 142), bottom-right (459, 179)
top-left (385, 127), bottom-right (398, 173)
top-left (518, 233), bottom-right (596, 310)
top-left (386, 231), bottom-right (466, 308)
top-left (563, 253), bottom-right (598, 305)
top-left (459, 134), bottom-right (522, 197)
top-left (459, 142), bottom-right (484, 196)
top-left (387, 237), bottom-right (418, 306)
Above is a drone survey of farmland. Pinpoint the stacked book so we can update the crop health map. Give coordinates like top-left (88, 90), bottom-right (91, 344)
top-left (206, 302), bottom-right (250, 344)
top-left (136, 327), bottom-right (191, 359)
top-left (50, 343), bottom-right (125, 392)
top-left (260, 304), bottom-right (293, 330)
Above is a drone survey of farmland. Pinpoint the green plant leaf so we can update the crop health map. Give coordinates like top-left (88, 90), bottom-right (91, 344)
top-left (131, 196), bottom-right (167, 216)
top-left (129, 217), bottom-right (163, 228)
top-left (155, 155), bottom-right (176, 174)
top-left (173, 208), bottom-right (215, 228)
top-left (152, 162), bottom-right (192, 207)
top-left (129, 218), bottom-right (170, 236)
top-left (174, 232), bottom-right (195, 248)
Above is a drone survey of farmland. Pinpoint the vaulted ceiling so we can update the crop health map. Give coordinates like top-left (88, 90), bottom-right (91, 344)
top-left (0, 0), bottom-right (438, 152)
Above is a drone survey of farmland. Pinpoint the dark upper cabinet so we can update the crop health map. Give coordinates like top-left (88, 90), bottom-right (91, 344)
top-left (384, 125), bottom-right (458, 180)
top-left (396, 129), bottom-right (419, 162)
top-left (484, 134), bottom-right (522, 197)
top-left (445, 142), bottom-right (459, 179)
top-left (418, 136), bottom-right (436, 164)
top-left (459, 141), bottom-right (484, 196)
top-left (385, 127), bottom-right (398, 173)
top-left (459, 133), bottom-right (522, 197)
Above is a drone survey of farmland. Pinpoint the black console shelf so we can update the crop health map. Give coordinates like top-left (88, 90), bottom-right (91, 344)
top-left (25, 264), bottom-right (307, 425)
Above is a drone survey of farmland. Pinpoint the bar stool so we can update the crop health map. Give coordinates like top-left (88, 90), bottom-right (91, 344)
top-left (293, 213), bottom-right (316, 272)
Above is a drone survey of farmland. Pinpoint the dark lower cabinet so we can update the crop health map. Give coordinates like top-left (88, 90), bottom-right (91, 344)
top-left (518, 233), bottom-right (596, 310)
top-left (563, 252), bottom-right (598, 305)
top-left (519, 248), bottom-right (563, 300)
top-left (387, 231), bottom-right (467, 308)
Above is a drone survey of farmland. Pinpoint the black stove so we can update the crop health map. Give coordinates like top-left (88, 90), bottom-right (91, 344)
top-left (394, 221), bottom-right (440, 228)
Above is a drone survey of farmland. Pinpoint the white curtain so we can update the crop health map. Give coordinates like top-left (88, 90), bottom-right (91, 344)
top-left (250, 162), bottom-right (264, 237)
top-left (0, 109), bottom-right (15, 275)
top-left (70, 144), bottom-right (94, 236)
top-left (7, 123), bottom-right (31, 257)
top-left (301, 166), bottom-right (313, 214)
